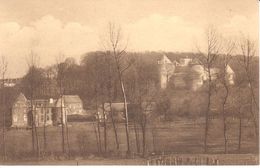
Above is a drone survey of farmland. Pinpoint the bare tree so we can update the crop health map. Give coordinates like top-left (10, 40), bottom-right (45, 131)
top-left (1, 55), bottom-right (8, 160)
top-left (106, 53), bottom-right (120, 151)
top-left (127, 71), bottom-right (141, 154)
top-left (26, 51), bottom-right (41, 158)
top-left (65, 110), bottom-right (71, 158)
top-left (43, 101), bottom-right (47, 155)
top-left (95, 56), bottom-right (108, 154)
top-left (101, 102), bottom-right (107, 154)
top-left (56, 55), bottom-right (66, 154)
top-left (237, 36), bottom-right (258, 138)
top-left (196, 26), bottom-right (222, 153)
top-left (133, 114), bottom-right (141, 154)
top-left (102, 22), bottom-right (133, 156)
top-left (217, 40), bottom-right (235, 153)
top-left (56, 54), bottom-right (71, 157)
top-left (127, 57), bottom-right (158, 157)
top-left (233, 85), bottom-right (244, 152)
top-left (94, 56), bottom-right (102, 154)
top-left (92, 121), bottom-right (100, 154)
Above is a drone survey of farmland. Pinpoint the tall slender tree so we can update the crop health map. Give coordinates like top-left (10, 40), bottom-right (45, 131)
top-left (94, 55), bottom-right (102, 154)
top-left (26, 51), bottom-right (41, 158)
top-left (102, 22), bottom-right (133, 156)
top-left (43, 101), bottom-right (47, 155)
top-left (127, 57), bottom-right (158, 157)
top-left (1, 55), bottom-right (8, 160)
top-left (217, 40), bottom-right (235, 153)
top-left (196, 26), bottom-right (222, 153)
top-left (105, 53), bottom-right (120, 151)
top-left (237, 36), bottom-right (258, 137)
top-left (56, 54), bottom-right (67, 155)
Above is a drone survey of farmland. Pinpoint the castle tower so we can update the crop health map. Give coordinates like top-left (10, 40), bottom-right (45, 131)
top-left (157, 55), bottom-right (175, 89)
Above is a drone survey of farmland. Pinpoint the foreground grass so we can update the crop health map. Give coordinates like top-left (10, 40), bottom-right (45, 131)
top-left (0, 117), bottom-right (258, 164)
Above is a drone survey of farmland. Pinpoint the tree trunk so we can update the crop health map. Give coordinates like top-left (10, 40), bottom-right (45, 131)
top-left (141, 115), bottom-right (147, 157)
top-left (102, 103), bottom-right (107, 154)
top-left (121, 81), bottom-right (131, 156)
top-left (151, 124), bottom-right (157, 153)
top-left (110, 105), bottom-right (120, 150)
top-left (92, 122), bottom-right (100, 153)
top-left (250, 96), bottom-right (258, 136)
top-left (30, 89), bottom-right (35, 155)
top-left (204, 91), bottom-right (210, 153)
top-left (113, 48), bottom-right (131, 156)
top-left (43, 111), bottom-right (47, 157)
top-left (238, 116), bottom-right (242, 152)
top-left (107, 59), bottom-right (120, 151)
top-left (43, 108), bottom-right (47, 155)
top-left (204, 67), bottom-right (211, 153)
top-left (247, 76), bottom-right (258, 137)
top-left (133, 119), bottom-right (140, 153)
top-left (33, 114), bottom-right (40, 158)
top-left (2, 82), bottom-right (6, 160)
top-left (2, 107), bottom-right (6, 160)
top-left (249, 96), bottom-right (258, 148)
top-left (1, 58), bottom-right (7, 160)
top-left (221, 87), bottom-right (228, 154)
top-left (65, 113), bottom-right (71, 158)
top-left (97, 119), bottom-right (102, 153)
top-left (60, 95), bottom-right (65, 154)
top-left (142, 125), bottom-right (146, 157)
top-left (31, 110), bottom-right (35, 154)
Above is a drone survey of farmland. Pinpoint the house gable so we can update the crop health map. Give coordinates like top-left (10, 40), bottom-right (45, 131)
top-left (11, 93), bottom-right (28, 127)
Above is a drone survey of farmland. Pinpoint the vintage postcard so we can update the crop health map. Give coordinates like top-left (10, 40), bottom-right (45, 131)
top-left (0, 0), bottom-right (258, 165)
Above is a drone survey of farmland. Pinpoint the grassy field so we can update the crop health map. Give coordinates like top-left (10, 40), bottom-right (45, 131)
top-left (0, 117), bottom-right (258, 163)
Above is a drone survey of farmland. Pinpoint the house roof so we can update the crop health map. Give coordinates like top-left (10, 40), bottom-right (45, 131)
top-left (226, 65), bottom-right (234, 74)
top-left (30, 98), bottom-right (57, 107)
top-left (158, 55), bottom-right (173, 64)
top-left (15, 93), bottom-right (27, 102)
top-left (62, 95), bottom-right (82, 104)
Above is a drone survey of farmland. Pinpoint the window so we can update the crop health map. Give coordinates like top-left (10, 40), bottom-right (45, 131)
top-left (47, 115), bottom-right (50, 121)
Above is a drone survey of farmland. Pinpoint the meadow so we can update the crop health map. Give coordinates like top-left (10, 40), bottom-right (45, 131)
top-left (0, 116), bottom-right (258, 164)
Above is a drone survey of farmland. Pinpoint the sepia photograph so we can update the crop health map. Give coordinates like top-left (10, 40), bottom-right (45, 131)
top-left (0, 0), bottom-right (259, 165)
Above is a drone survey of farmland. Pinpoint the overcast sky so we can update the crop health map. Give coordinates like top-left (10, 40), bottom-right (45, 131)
top-left (0, 0), bottom-right (258, 78)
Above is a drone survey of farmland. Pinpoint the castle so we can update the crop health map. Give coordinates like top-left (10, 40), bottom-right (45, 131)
top-left (158, 55), bottom-right (235, 90)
